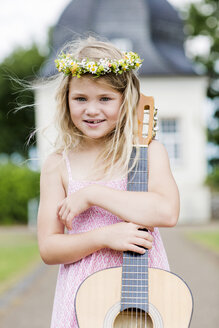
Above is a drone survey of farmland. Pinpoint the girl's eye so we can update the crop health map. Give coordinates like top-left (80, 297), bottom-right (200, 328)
top-left (75, 97), bottom-right (86, 102)
top-left (100, 97), bottom-right (111, 101)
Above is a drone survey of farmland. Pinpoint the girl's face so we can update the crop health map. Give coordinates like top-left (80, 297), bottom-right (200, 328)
top-left (68, 76), bottom-right (123, 147)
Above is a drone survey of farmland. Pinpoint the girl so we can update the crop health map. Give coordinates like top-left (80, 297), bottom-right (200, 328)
top-left (37, 36), bottom-right (180, 328)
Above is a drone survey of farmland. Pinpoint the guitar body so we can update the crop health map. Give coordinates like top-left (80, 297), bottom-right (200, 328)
top-left (75, 266), bottom-right (193, 328)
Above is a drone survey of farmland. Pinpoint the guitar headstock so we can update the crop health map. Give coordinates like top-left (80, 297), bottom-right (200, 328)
top-left (137, 93), bottom-right (158, 146)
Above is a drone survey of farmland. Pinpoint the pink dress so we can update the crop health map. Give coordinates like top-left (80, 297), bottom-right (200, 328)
top-left (50, 153), bottom-right (170, 328)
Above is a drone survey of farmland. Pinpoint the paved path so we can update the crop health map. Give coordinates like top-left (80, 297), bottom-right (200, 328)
top-left (160, 224), bottom-right (219, 328)
top-left (0, 223), bottom-right (218, 327)
top-left (0, 263), bottom-right (58, 327)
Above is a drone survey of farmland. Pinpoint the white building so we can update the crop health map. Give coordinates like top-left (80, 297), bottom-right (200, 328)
top-left (35, 0), bottom-right (211, 223)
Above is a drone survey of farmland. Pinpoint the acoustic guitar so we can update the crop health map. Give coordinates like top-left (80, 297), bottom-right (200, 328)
top-left (75, 94), bottom-right (194, 327)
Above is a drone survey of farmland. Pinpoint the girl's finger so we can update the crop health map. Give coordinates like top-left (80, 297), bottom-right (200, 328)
top-left (133, 237), bottom-right (153, 250)
top-left (66, 213), bottom-right (73, 230)
top-left (57, 205), bottom-right (62, 217)
top-left (137, 230), bottom-right (154, 242)
top-left (59, 216), bottom-right (66, 226)
top-left (57, 199), bottom-right (65, 214)
top-left (128, 244), bottom-right (146, 255)
top-left (62, 208), bottom-right (70, 220)
top-left (59, 204), bottom-right (67, 217)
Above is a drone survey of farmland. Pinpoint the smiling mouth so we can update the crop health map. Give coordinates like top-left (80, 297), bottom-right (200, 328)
top-left (83, 119), bottom-right (106, 124)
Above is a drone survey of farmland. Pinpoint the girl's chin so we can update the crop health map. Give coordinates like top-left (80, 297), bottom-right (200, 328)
top-left (82, 134), bottom-right (107, 142)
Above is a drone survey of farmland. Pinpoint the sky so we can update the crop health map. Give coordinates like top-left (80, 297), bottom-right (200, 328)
top-left (0, 0), bottom-right (200, 62)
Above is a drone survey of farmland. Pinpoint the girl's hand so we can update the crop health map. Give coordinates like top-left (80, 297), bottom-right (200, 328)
top-left (101, 222), bottom-right (154, 254)
top-left (57, 188), bottom-right (90, 230)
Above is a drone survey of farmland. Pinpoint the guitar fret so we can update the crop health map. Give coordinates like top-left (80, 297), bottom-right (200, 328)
top-left (122, 285), bottom-right (147, 288)
top-left (122, 295), bottom-right (148, 299)
top-left (123, 264), bottom-right (147, 267)
top-left (122, 281), bottom-right (148, 284)
top-left (123, 268), bottom-right (148, 275)
top-left (122, 272), bottom-right (148, 274)
top-left (123, 254), bottom-right (148, 256)
top-left (122, 291), bottom-right (148, 295)
top-left (122, 276), bottom-right (148, 279)
top-left (129, 181), bottom-right (148, 183)
top-left (122, 277), bottom-right (148, 280)
top-left (128, 170), bottom-right (148, 173)
top-left (121, 301), bottom-right (148, 305)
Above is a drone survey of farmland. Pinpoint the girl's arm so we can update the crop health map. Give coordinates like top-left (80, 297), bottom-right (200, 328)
top-left (59, 140), bottom-right (180, 230)
top-left (37, 153), bottom-right (153, 265)
top-left (88, 140), bottom-right (180, 227)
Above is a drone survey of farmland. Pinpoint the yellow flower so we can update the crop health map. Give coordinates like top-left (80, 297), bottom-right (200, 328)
top-left (71, 63), bottom-right (78, 74)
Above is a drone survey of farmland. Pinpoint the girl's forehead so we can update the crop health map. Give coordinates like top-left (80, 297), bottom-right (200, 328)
top-left (69, 76), bottom-right (118, 94)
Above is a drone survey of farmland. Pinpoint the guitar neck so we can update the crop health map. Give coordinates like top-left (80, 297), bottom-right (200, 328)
top-left (121, 146), bottom-right (149, 313)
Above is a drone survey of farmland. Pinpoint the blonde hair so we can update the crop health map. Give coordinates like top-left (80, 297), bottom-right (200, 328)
top-left (52, 36), bottom-right (141, 180)
top-left (32, 36), bottom-right (141, 179)
top-left (52, 36), bottom-right (141, 179)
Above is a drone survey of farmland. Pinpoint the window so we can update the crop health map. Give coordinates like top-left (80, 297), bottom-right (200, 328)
top-left (157, 118), bottom-right (181, 166)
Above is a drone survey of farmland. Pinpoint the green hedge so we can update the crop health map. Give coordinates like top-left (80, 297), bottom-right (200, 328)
top-left (0, 163), bottom-right (40, 224)
top-left (205, 166), bottom-right (219, 192)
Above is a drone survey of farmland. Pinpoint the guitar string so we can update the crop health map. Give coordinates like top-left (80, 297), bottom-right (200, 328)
top-left (131, 158), bottom-right (134, 328)
top-left (141, 150), bottom-right (148, 328)
top-left (122, 249), bottom-right (125, 326)
top-left (126, 147), bottom-right (149, 328)
top-left (135, 156), bottom-right (138, 328)
top-left (142, 154), bottom-right (147, 328)
top-left (141, 154), bottom-right (143, 328)
top-left (132, 154), bottom-right (134, 328)
top-left (136, 156), bottom-right (141, 327)
top-left (126, 158), bottom-right (129, 327)
top-left (145, 150), bottom-right (148, 328)
top-left (139, 156), bottom-right (142, 328)
top-left (126, 151), bottom-right (131, 327)
top-left (133, 150), bottom-right (137, 328)
top-left (122, 107), bottom-right (153, 327)
top-left (146, 149), bottom-right (149, 328)
top-left (129, 154), bottom-right (133, 328)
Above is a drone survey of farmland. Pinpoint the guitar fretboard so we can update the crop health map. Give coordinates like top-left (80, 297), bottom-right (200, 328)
top-left (121, 146), bottom-right (149, 313)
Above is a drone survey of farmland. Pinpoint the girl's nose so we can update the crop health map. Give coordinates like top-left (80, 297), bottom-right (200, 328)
top-left (85, 102), bottom-right (100, 116)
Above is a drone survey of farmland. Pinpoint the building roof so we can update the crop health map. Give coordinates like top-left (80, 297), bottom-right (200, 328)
top-left (42, 0), bottom-right (196, 77)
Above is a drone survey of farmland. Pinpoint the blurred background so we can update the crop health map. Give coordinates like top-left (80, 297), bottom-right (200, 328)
top-left (0, 0), bottom-right (218, 327)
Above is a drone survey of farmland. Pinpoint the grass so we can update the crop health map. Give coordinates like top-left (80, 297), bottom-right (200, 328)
top-left (185, 230), bottom-right (219, 254)
top-left (0, 230), bottom-right (41, 294)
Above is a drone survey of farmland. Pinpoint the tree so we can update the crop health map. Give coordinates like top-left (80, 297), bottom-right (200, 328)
top-left (180, 0), bottom-right (219, 190)
top-left (0, 44), bottom-right (46, 158)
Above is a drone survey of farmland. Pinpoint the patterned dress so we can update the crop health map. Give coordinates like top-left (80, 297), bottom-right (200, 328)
top-left (50, 153), bottom-right (170, 328)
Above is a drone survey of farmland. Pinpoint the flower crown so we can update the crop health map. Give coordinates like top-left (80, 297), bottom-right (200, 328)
top-left (54, 51), bottom-right (143, 78)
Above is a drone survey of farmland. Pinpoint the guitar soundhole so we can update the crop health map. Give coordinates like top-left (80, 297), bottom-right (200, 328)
top-left (114, 308), bottom-right (153, 327)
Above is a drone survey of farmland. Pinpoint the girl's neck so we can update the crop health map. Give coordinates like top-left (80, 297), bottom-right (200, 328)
top-left (77, 138), bottom-right (106, 154)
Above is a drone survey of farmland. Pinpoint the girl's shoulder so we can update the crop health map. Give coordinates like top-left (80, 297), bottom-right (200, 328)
top-left (41, 152), bottom-right (64, 175)
top-left (148, 139), bottom-right (170, 170)
top-left (40, 151), bottom-right (67, 195)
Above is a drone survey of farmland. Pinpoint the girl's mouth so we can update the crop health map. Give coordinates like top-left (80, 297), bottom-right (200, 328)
top-left (84, 119), bottom-right (105, 124)
top-left (83, 119), bottom-right (106, 127)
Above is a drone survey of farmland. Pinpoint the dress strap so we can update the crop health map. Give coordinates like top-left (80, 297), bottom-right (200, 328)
top-left (63, 150), bottom-right (73, 183)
